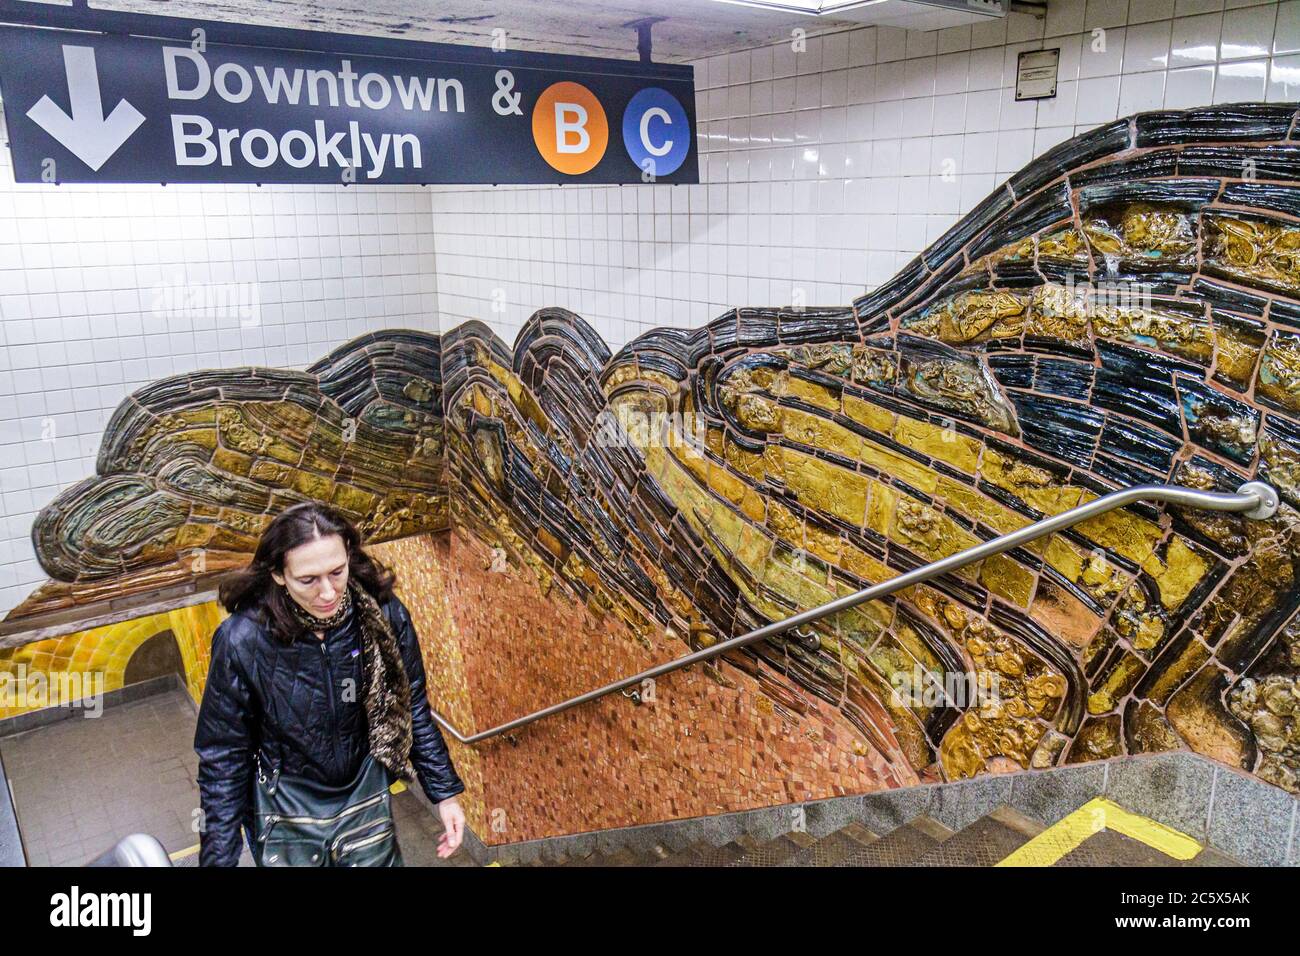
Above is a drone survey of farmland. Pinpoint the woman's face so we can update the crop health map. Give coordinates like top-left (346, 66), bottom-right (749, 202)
top-left (271, 533), bottom-right (349, 619)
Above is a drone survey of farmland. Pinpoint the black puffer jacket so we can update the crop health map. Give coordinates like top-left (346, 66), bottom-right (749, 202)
top-left (194, 593), bottom-right (465, 866)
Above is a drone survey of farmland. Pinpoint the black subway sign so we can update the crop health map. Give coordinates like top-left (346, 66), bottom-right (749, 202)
top-left (0, 23), bottom-right (698, 184)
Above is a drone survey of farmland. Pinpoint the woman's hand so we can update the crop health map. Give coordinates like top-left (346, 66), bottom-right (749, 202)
top-left (436, 796), bottom-right (465, 858)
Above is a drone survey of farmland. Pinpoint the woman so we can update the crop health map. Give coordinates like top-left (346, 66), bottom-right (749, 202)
top-left (194, 501), bottom-right (466, 866)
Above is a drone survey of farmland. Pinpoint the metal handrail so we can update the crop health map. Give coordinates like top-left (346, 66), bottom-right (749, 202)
top-left (427, 481), bottom-right (1280, 746)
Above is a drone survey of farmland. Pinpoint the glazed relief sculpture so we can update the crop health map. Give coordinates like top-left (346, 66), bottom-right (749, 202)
top-left (18, 105), bottom-right (1300, 794)
top-left (17, 332), bottom-right (447, 617)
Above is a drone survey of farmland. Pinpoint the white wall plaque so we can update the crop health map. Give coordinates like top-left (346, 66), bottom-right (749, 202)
top-left (1015, 48), bottom-right (1060, 101)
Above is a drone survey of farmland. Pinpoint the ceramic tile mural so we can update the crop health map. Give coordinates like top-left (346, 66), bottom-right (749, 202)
top-left (5, 332), bottom-right (447, 623)
top-left (8, 105), bottom-right (1300, 843)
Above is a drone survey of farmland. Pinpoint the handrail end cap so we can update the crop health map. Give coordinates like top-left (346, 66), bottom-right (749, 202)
top-left (1238, 481), bottom-right (1280, 520)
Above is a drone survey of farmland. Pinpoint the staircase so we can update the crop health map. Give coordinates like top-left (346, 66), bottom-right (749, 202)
top-left (491, 797), bottom-right (1244, 867)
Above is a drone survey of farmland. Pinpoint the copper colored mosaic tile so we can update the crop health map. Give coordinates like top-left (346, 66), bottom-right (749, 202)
top-left (375, 529), bottom-right (913, 844)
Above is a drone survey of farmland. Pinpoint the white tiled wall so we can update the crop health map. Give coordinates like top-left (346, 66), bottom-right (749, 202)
top-left (0, 104), bottom-right (440, 618)
top-left (430, 0), bottom-right (1300, 353)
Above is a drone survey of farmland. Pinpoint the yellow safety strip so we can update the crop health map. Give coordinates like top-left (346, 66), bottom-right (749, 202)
top-left (169, 843), bottom-right (201, 862)
top-left (996, 797), bottom-right (1202, 866)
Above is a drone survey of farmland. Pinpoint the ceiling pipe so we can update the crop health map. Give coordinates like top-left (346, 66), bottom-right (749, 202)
top-left (623, 16), bottom-right (667, 64)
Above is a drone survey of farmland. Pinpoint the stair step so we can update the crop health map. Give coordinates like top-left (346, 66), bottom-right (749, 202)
top-left (492, 797), bottom-right (1253, 869)
top-left (726, 830), bottom-right (819, 867)
top-left (563, 846), bottom-right (642, 867)
top-left (779, 822), bottom-right (879, 867)
top-left (908, 806), bottom-right (1045, 867)
top-left (687, 833), bottom-right (763, 867)
top-left (836, 816), bottom-right (954, 866)
top-left (653, 841), bottom-right (712, 867)
top-left (573, 844), bottom-right (674, 866)
top-left (550, 849), bottom-right (597, 867)
top-left (1052, 829), bottom-right (1189, 867)
top-left (642, 843), bottom-right (675, 864)
top-left (598, 847), bottom-right (643, 866)
top-left (1182, 847), bottom-right (1243, 867)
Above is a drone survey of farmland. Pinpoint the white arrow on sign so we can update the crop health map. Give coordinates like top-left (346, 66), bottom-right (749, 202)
top-left (26, 45), bottom-right (145, 172)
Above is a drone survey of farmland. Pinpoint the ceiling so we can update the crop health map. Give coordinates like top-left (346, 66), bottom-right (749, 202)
top-left (19, 0), bottom-right (1007, 62)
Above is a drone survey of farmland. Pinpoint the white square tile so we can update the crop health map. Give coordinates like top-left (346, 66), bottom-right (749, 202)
top-left (1085, 0), bottom-right (1130, 29)
top-left (823, 31), bottom-right (850, 70)
top-left (1008, 10), bottom-right (1046, 42)
top-left (822, 70), bottom-right (849, 107)
top-left (1046, 0), bottom-right (1087, 36)
top-left (847, 65), bottom-right (875, 103)
top-left (963, 131), bottom-right (1000, 173)
top-left (772, 76), bottom-right (797, 112)
top-left (971, 16), bottom-right (1008, 49)
top-left (1170, 11), bottom-right (1223, 65)
top-left (996, 128), bottom-right (1037, 174)
top-left (935, 51), bottom-right (971, 94)
top-left (1276, 0), bottom-right (1300, 55)
top-left (876, 59), bottom-right (905, 100)
top-left (900, 136), bottom-right (932, 171)
top-left (877, 26), bottom-right (907, 63)
top-left (968, 46), bottom-right (1006, 90)
top-left (849, 28), bottom-right (877, 66)
top-left (906, 29), bottom-right (938, 59)
top-left (1034, 125), bottom-right (1077, 157)
top-left (1266, 52), bottom-right (1300, 99)
top-left (1220, 2), bottom-right (1276, 58)
top-left (1036, 80), bottom-right (1079, 127)
top-left (1123, 18), bottom-right (1173, 71)
top-left (937, 24), bottom-right (972, 54)
top-left (773, 40), bottom-right (798, 78)
top-left (933, 93), bottom-right (969, 135)
top-left (1119, 70), bottom-right (1168, 114)
top-left (1214, 58), bottom-right (1268, 101)
top-left (1165, 64), bottom-right (1217, 106)
top-left (965, 88), bottom-right (1003, 130)
top-left (728, 50), bottom-right (753, 86)
top-left (901, 98), bottom-right (934, 136)
top-left (1054, 33), bottom-right (1085, 82)
top-left (1076, 74), bottom-right (1122, 123)
top-left (1079, 26), bottom-right (1127, 76)
top-left (904, 56), bottom-right (937, 98)
top-left (1129, 0), bottom-right (1178, 27)
top-left (1000, 86), bottom-right (1039, 129)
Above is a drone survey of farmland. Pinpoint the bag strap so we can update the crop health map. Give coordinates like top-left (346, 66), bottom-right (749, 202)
top-left (254, 744), bottom-right (279, 792)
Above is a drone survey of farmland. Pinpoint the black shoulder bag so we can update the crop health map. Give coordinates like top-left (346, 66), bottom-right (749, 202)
top-left (251, 748), bottom-right (403, 867)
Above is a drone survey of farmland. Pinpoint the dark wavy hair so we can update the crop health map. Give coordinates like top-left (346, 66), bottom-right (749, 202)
top-left (218, 502), bottom-right (396, 644)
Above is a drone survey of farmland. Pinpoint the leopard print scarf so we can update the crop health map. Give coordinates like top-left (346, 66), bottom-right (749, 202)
top-left (290, 582), bottom-right (415, 782)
